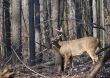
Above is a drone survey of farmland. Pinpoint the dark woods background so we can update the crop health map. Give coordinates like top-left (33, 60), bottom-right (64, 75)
top-left (0, 0), bottom-right (110, 77)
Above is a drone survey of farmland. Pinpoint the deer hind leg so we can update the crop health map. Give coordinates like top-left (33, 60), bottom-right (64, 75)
top-left (87, 50), bottom-right (98, 64)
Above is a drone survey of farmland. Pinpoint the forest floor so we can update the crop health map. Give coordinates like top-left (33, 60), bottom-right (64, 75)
top-left (2, 54), bottom-right (110, 78)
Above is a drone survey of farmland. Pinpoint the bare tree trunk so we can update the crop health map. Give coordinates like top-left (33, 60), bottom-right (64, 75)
top-left (39, 0), bottom-right (46, 50)
top-left (43, 0), bottom-right (52, 48)
top-left (46, 0), bottom-right (52, 48)
top-left (35, 0), bottom-right (42, 63)
top-left (96, 0), bottom-right (101, 39)
top-left (92, 0), bottom-right (97, 37)
top-left (100, 0), bottom-right (105, 47)
top-left (47, 0), bottom-right (53, 44)
top-left (82, 0), bottom-right (93, 36)
top-left (75, 0), bottom-right (83, 38)
top-left (35, 0), bottom-right (40, 52)
top-left (62, 0), bottom-right (68, 40)
top-left (58, 0), bottom-right (64, 40)
top-left (22, 0), bottom-right (29, 64)
top-left (3, 0), bottom-right (11, 58)
top-left (58, 0), bottom-right (64, 28)
top-left (67, 0), bottom-right (76, 39)
top-left (104, 0), bottom-right (110, 45)
top-left (11, 0), bottom-right (22, 63)
top-left (51, 0), bottom-right (59, 37)
top-left (0, 0), bottom-right (3, 59)
top-left (29, 0), bottom-right (35, 65)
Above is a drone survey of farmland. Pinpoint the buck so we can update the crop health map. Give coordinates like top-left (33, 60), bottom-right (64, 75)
top-left (53, 37), bottom-right (99, 71)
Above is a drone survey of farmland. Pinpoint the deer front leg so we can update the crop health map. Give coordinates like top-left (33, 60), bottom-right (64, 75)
top-left (64, 55), bottom-right (70, 70)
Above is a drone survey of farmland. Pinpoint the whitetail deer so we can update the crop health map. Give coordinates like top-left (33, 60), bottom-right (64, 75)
top-left (53, 37), bottom-right (99, 71)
